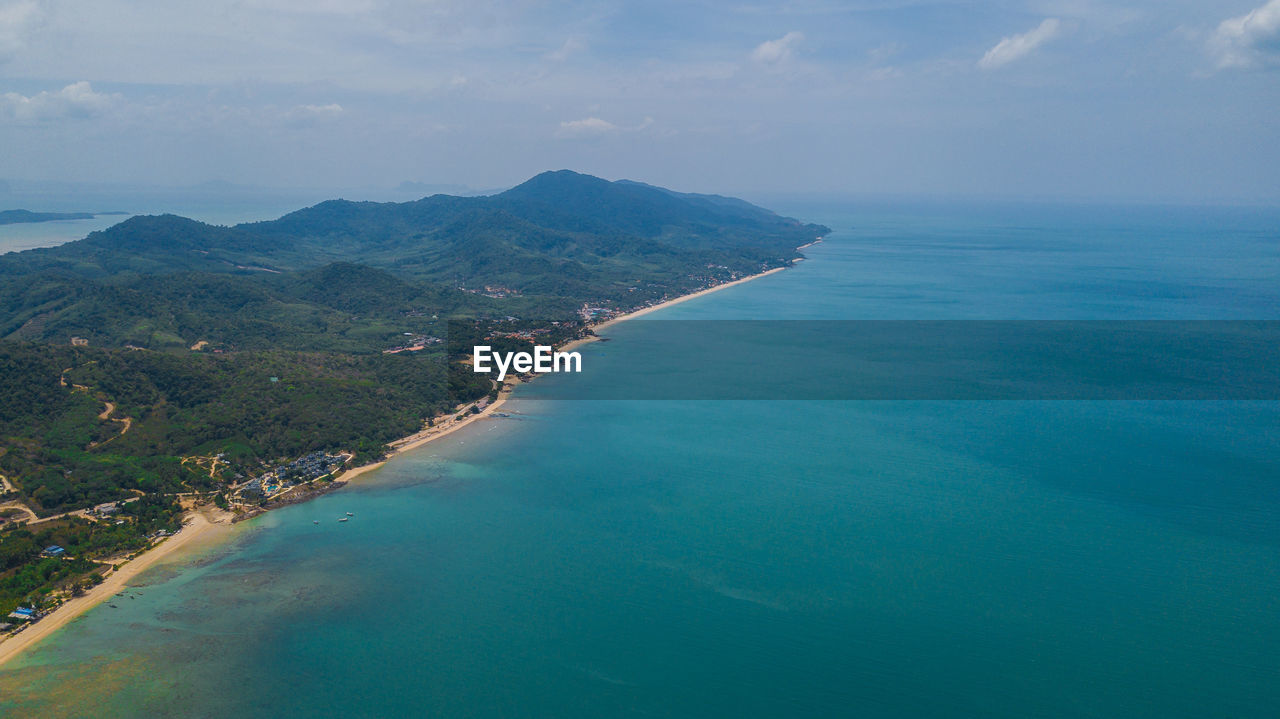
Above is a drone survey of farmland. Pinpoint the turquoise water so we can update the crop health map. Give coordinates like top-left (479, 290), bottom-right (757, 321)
top-left (2, 202), bottom-right (1278, 717)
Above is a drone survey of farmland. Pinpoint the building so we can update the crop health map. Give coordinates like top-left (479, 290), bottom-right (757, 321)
top-left (8, 607), bottom-right (36, 621)
top-left (94, 502), bottom-right (120, 516)
top-left (42, 545), bottom-right (66, 558)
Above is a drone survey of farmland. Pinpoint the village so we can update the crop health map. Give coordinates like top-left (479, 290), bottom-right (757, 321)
top-left (233, 451), bottom-right (351, 505)
top-left (1, 448), bottom-right (354, 640)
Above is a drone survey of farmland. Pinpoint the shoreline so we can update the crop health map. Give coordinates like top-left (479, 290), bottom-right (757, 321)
top-left (337, 376), bottom-right (523, 485)
top-left (344, 261), bottom-right (797, 478)
top-left (559, 264), bottom-right (790, 353)
top-left (0, 256), bottom-right (802, 669)
top-left (0, 509), bottom-right (234, 668)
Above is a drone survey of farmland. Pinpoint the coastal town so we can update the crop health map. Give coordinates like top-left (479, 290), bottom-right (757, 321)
top-left (0, 448), bottom-right (355, 641)
top-left (0, 378), bottom-right (524, 656)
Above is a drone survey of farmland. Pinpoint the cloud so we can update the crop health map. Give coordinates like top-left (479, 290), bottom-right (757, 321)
top-left (555, 116), bottom-right (654, 139)
top-left (0, 81), bottom-right (120, 122)
top-left (298, 103), bottom-right (343, 116)
top-left (978, 18), bottom-right (1061, 70)
top-left (1209, 0), bottom-right (1280, 70)
top-left (546, 38), bottom-right (585, 62)
top-left (0, 0), bottom-right (42, 63)
top-left (556, 116), bottom-right (618, 137)
top-left (751, 31), bottom-right (803, 65)
top-left (278, 102), bottom-right (345, 128)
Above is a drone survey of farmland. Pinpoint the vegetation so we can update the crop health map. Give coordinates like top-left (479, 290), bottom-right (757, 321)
top-left (0, 171), bottom-right (827, 616)
top-left (0, 497), bottom-right (183, 615)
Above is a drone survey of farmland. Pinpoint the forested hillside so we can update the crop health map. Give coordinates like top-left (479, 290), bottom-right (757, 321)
top-left (0, 171), bottom-right (826, 351)
top-left (0, 170), bottom-right (826, 614)
top-left (0, 169), bottom-right (824, 552)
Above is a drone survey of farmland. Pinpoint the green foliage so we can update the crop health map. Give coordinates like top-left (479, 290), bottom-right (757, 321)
top-left (0, 343), bottom-right (488, 515)
top-left (0, 497), bottom-right (183, 614)
top-left (0, 172), bottom-right (827, 614)
top-left (0, 172), bottom-right (827, 351)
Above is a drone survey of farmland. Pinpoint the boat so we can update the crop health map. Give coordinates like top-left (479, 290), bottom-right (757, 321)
top-left (338, 517), bottom-right (349, 523)
top-left (313, 520), bottom-right (319, 525)
top-left (345, 512), bottom-right (353, 516)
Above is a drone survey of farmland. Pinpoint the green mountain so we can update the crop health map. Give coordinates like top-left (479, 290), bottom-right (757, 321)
top-left (0, 171), bottom-right (825, 516)
top-left (0, 170), bottom-right (827, 351)
top-left (0, 171), bottom-right (827, 610)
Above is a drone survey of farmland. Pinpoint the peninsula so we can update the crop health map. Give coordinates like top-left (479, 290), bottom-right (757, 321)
top-left (0, 210), bottom-right (125, 226)
top-left (0, 170), bottom-right (828, 662)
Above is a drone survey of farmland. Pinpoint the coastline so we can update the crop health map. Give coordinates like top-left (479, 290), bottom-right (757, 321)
top-left (559, 264), bottom-right (790, 353)
top-left (0, 508), bottom-right (234, 668)
top-left (0, 257), bottom-right (800, 670)
top-left (341, 261), bottom-right (798, 480)
top-left (338, 376), bottom-right (523, 485)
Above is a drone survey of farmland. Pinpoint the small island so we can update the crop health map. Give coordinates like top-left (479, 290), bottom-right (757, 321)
top-left (0, 210), bottom-right (126, 226)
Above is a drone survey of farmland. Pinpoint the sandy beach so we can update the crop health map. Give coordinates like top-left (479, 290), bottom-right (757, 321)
top-left (0, 258), bottom-right (797, 670)
top-left (0, 508), bottom-right (234, 668)
top-left (559, 265), bottom-right (790, 353)
top-left (339, 376), bottom-right (522, 485)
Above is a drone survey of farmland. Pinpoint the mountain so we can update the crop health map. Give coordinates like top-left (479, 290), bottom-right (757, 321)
top-left (0, 171), bottom-right (828, 586)
top-left (0, 171), bottom-right (828, 350)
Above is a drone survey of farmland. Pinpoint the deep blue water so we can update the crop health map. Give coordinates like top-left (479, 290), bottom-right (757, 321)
top-left (2, 201), bottom-right (1278, 717)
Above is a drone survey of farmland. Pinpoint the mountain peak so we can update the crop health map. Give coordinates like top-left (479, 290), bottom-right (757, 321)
top-left (499, 170), bottom-right (611, 199)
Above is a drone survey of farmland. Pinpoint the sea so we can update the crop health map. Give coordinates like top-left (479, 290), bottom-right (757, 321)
top-left (0, 187), bottom-right (337, 255)
top-left (1, 199), bottom-right (1278, 717)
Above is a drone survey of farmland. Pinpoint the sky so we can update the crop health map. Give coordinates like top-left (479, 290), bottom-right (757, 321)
top-left (1, 0), bottom-right (1278, 203)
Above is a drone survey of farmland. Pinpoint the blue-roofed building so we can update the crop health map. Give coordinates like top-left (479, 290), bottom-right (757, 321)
top-left (8, 607), bottom-right (36, 621)
top-left (42, 545), bottom-right (66, 557)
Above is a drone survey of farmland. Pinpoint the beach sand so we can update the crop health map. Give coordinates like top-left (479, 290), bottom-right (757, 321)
top-left (0, 508), bottom-right (234, 668)
top-left (0, 259), bottom-right (797, 669)
top-left (559, 265), bottom-right (789, 353)
top-left (339, 376), bottom-right (522, 485)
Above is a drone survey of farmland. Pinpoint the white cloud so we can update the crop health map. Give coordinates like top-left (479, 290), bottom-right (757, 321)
top-left (556, 116), bottom-right (618, 137)
top-left (978, 18), bottom-right (1061, 70)
top-left (299, 103), bottom-right (343, 116)
top-left (1210, 0), bottom-right (1280, 70)
top-left (0, 0), bottom-right (42, 63)
top-left (751, 31), bottom-right (803, 65)
top-left (554, 115), bottom-right (655, 139)
top-left (0, 81), bottom-right (120, 122)
top-left (279, 102), bottom-right (345, 128)
top-left (546, 38), bottom-right (585, 62)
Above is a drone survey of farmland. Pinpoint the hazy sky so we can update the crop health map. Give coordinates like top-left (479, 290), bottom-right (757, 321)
top-left (1, 0), bottom-right (1278, 202)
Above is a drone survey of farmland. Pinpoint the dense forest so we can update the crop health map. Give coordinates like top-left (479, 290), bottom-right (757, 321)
top-left (0, 171), bottom-right (827, 614)
top-left (0, 171), bottom-right (825, 350)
